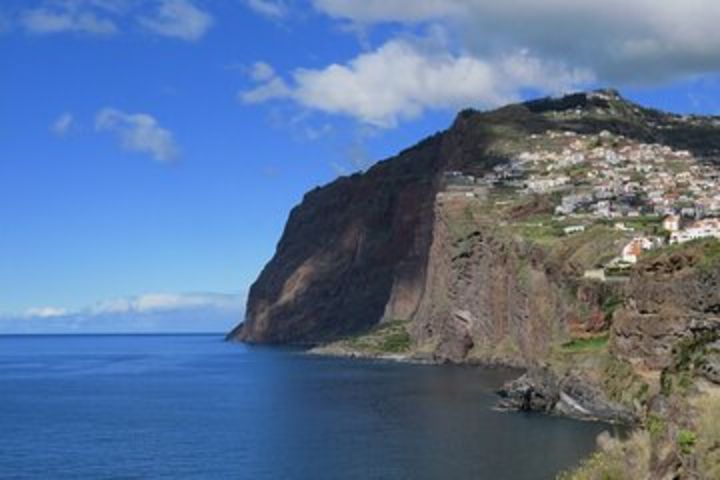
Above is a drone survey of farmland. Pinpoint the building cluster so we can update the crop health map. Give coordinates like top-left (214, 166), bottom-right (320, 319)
top-left (665, 216), bottom-right (720, 244)
top-left (492, 130), bottom-right (720, 220)
top-left (603, 216), bottom-right (720, 271)
top-left (441, 129), bottom-right (720, 271)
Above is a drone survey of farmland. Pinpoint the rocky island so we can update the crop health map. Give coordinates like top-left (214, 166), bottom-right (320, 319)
top-left (229, 90), bottom-right (720, 479)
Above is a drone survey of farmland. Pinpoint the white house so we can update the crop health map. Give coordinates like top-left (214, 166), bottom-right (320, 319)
top-left (663, 215), bottom-right (681, 232)
top-left (621, 236), bottom-right (656, 264)
top-left (670, 218), bottom-right (720, 244)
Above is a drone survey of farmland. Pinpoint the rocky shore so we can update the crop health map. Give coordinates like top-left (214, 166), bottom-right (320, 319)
top-left (496, 367), bottom-right (637, 424)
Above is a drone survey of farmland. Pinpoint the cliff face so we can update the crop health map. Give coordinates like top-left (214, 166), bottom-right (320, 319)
top-left (410, 196), bottom-right (602, 364)
top-left (613, 242), bottom-right (720, 372)
top-left (231, 134), bottom-right (444, 343)
top-left (230, 90), bottom-right (720, 364)
top-left (233, 89), bottom-right (720, 479)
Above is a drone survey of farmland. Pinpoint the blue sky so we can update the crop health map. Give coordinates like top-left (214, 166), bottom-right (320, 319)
top-left (2, 0), bottom-right (720, 331)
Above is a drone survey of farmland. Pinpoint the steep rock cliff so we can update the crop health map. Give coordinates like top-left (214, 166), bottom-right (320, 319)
top-left (230, 133), bottom-right (444, 343)
top-left (613, 242), bottom-right (720, 370)
top-left (230, 90), bottom-right (720, 362)
top-left (410, 194), bottom-right (622, 364)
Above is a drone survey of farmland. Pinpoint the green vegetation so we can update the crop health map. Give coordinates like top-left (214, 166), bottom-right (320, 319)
top-left (622, 215), bottom-right (662, 235)
top-left (558, 431), bottom-right (650, 480)
top-left (546, 223), bottom-right (625, 271)
top-left (696, 395), bottom-right (720, 479)
top-left (342, 320), bottom-right (412, 355)
top-left (511, 220), bottom-right (564, 245)
top-left (697, 239), bottom-right (720, 271)
top-left (646, 414), bottom-right (666, 441)
top-left (677, 429), bottom-right (697, 455)
top-left (379, 328), bottom-right (412, 353)
top-left (660, 327), bottom-right (720, 397)
top-left (604, 265), bottom-right (632, 277)
top-left (675, 329), bottom-right (719, 374)
top-left (561, 394), bottom-right (720, 479)
top-left (601, 294), bottom-right (623, 321)
top-left (601, 356), bottom-right (651, 409)
top-left (560, 335), bottom-right (609, 354)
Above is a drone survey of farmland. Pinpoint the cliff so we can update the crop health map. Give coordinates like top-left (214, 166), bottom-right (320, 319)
top-left (231, 90), bottom-right (720, 478)
top-left (231, 89), bottom-right (720, 357)
top-left (228, 133), bottom-right (443, 343)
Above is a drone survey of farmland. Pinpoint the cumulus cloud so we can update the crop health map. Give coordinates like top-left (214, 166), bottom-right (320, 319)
top-left (139, 0), bottom-right (213, 41)
top-left (245, 0), bottom-right (288, 19)
top-left (51, 112), bottom-right (75, 136)
top-left (240, 39), bottom-right (592, 127)
top-left (95, 108), bottom-right (179, 162)
top-left (21, 5), bottom-right (118, 35)
top-left (310, 0), bottom-right (720, 84)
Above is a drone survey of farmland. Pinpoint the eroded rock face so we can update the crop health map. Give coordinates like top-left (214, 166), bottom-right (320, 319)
top-left (612, 248), bottom-right (720, 370)
top-left (231, 134), bottom-right (444, 343)
top-left (411, 202), bottom-right (563, 364)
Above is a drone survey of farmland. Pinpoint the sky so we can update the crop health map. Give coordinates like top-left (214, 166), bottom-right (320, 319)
top-left (2, 0), bottom-right (720, 332)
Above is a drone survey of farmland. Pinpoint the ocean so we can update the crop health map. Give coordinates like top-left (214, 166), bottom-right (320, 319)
top-left (0, 334), bottom-right (616, 479)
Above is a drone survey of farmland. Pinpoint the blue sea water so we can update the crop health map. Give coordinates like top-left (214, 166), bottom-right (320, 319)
top-left (0, 335), bottom-right (616, 479)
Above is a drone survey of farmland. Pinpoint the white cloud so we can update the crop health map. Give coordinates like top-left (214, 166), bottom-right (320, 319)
top-left (139, 0), bottom-right (213, 41)
top-left (312, 0), bottom-right (463, 23)
top-left (51, 112), bottom-right (75, 136)
top-left (23, 306), bottom-right (68, 318)
top-left (241, 77), bottom-right (292, 104)
top-left (249, 61), bottom-right (276, 82)
top-left (310, 0), bottom-right (720, 84)
top-left (245, 0), bottom-right (288, 19)
top-left (19, 0), bottom-right (213, 40)
top-left (90, 292), bottom-right (242, 314)
top-left (240, 61), bottom-right (293, 103)
top-left (21, 6), bottom-right (118, 35)
top-left (2, 292), bottom-right (245, 334)
top-left (240, 39), bottom-right (592, 127)
top-left (95, 108), bottom-right (179, 162)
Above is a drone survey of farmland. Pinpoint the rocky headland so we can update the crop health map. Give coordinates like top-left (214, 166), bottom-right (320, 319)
top-left (230, 90), bottom-right (720, 479)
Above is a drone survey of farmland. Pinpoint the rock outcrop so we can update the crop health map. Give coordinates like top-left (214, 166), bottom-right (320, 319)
top-left (612, 242), bottom-right (720, 370)
top-left (497, 367), bottom-right (637, 423)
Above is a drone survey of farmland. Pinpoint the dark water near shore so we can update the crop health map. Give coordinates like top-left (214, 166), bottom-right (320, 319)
top-left (0, 334), bottom-right (615, 479)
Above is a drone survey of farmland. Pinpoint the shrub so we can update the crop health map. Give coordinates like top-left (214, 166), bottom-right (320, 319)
top-left (560, 335), bottom-right (609, 354)
top-left (380, 330), bottom-right (411, 353)
top-left (558, 431), bottom-right (650, 480)
top-left (646, 414), bottom-right (665, 440)
top-left (677, 429), bottom-right (696, 455)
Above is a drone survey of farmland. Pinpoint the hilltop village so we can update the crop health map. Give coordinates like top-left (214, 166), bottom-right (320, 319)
top-left (441, 128), bottom-right (720, 276)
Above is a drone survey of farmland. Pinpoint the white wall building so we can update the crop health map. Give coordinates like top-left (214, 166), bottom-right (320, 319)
top-left (670, 218), bottom-right (720, 244)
